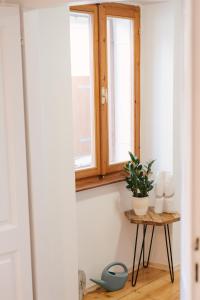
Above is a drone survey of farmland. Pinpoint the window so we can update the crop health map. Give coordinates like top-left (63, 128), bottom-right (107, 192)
top-left (70, 3), bottom-right (140, 191)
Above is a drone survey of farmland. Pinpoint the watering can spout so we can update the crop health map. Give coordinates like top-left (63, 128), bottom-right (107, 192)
top-left (90, 279), bottom-right (108, 289)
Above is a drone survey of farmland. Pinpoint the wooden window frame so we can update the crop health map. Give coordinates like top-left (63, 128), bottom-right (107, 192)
top-left (70, 3), bottom-right (140, 192)
top-left (70, 5), bottom-right (101, 181)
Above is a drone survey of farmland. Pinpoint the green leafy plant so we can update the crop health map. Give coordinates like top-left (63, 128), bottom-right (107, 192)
top-left (124, 152), bottom-right (155, 198)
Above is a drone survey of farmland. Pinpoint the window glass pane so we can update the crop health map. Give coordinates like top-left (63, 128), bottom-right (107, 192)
top-left (70, 13), bottom-right (96, 170)
top-left (107, 17), bottom-right (134, 164)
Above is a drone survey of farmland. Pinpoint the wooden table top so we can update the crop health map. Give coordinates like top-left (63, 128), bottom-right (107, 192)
top-left (125, 207), bottom-right (180, 226)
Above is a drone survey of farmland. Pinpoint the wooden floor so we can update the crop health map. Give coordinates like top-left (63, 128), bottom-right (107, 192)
top-left (84, 268), bottom-right (180, 300)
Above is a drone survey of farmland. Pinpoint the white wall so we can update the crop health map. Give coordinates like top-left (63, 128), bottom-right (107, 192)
top-left (141, 0), bottom-right (182, 267)
top-left (180, 0), bottom-right (192, 298)
top-left (141, 2), bottom-right (174, 171)
top-left (172, 0), bottom-right (183, 268)
top-left (23, 6), bottom-right (79, 300)
top-left (77, 0), bottom-right (182, 288)
top-left (77, 183), bottom-right (134, 288)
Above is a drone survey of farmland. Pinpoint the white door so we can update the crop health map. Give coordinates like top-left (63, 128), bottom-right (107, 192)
top-left (193, 0), bottom-right (200, 298)
top-left (189, 0), bottom-right (200, 299)
top-left (0, 5), bottom-right (33, 300)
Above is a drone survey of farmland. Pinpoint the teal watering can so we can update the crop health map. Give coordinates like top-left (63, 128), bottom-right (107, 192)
top-left (90, 262), bottom-right (128, 292)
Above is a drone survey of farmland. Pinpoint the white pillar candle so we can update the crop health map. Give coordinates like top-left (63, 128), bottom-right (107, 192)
top-left (155, 172), bottom-right (165, 197)
top-left (164, 173), bottom-right (175, 197)
top-left (164, 196), bottom-right (176, 213)
top-left (154, 197), bottom-right (164, 214)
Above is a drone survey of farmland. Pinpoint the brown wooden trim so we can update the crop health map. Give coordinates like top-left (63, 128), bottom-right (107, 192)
top-left (99, 4), bottom-right (109, 175)
top-left (93, 5), bottom-right (101, 176)
top-left (100, 3), bottom-right (140, 19)
top-left (76, 171), bottom-right (126, 192)
top-left (105, 162), bottom-right (126, 174)
top-left (70, 4), bottom-right (97, 14)
top-left (134, 9), bottom-right (141, 159)
top-left (99, 4), bottom-right (141, 174)
top-left (70, 5), bottom-right (101, 180)
top-left (75, 167), bottom-right (100, 180)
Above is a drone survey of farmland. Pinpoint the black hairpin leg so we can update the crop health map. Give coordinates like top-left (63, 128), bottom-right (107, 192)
top-left (132, 224), bottom-right (146, 287)
top-left (164, 224), bottom-right (174, 283)
top-left (142, 225), bottom-right (146, 267)
top-left (143, 225), bottom-right (155, 268)
top-left (132, 224), bottom-right (155, 287)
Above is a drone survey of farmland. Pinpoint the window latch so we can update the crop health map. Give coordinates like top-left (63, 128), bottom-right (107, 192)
top-left (101, 87), bottom-right (108, 104)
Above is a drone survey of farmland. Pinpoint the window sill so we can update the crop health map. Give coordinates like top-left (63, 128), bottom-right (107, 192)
top-left (76, 171), bottom-right (126, 192)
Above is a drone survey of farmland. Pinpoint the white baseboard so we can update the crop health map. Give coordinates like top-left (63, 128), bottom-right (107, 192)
top-left (85, 263), bottom-right (180, 294)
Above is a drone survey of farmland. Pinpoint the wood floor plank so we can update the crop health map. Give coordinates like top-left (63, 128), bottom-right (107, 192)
top-left (128, 273), bottom-right (179, 300)
top-left (84, 268), bottom-right (180, 300)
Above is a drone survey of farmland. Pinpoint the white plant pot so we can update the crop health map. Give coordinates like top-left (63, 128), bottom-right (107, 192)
top-left (132, 197), bottom-right (149, 216)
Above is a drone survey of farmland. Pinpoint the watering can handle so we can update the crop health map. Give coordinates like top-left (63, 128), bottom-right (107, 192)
top-left (103, 262), bottom-right (128, 274)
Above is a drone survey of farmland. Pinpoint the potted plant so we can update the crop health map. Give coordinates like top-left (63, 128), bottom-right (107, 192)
top-left (124, 152), bottom-right (155, 216)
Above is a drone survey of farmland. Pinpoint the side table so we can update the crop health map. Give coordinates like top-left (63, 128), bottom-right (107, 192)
top-left (125, 207), bottom-right (180, 287)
